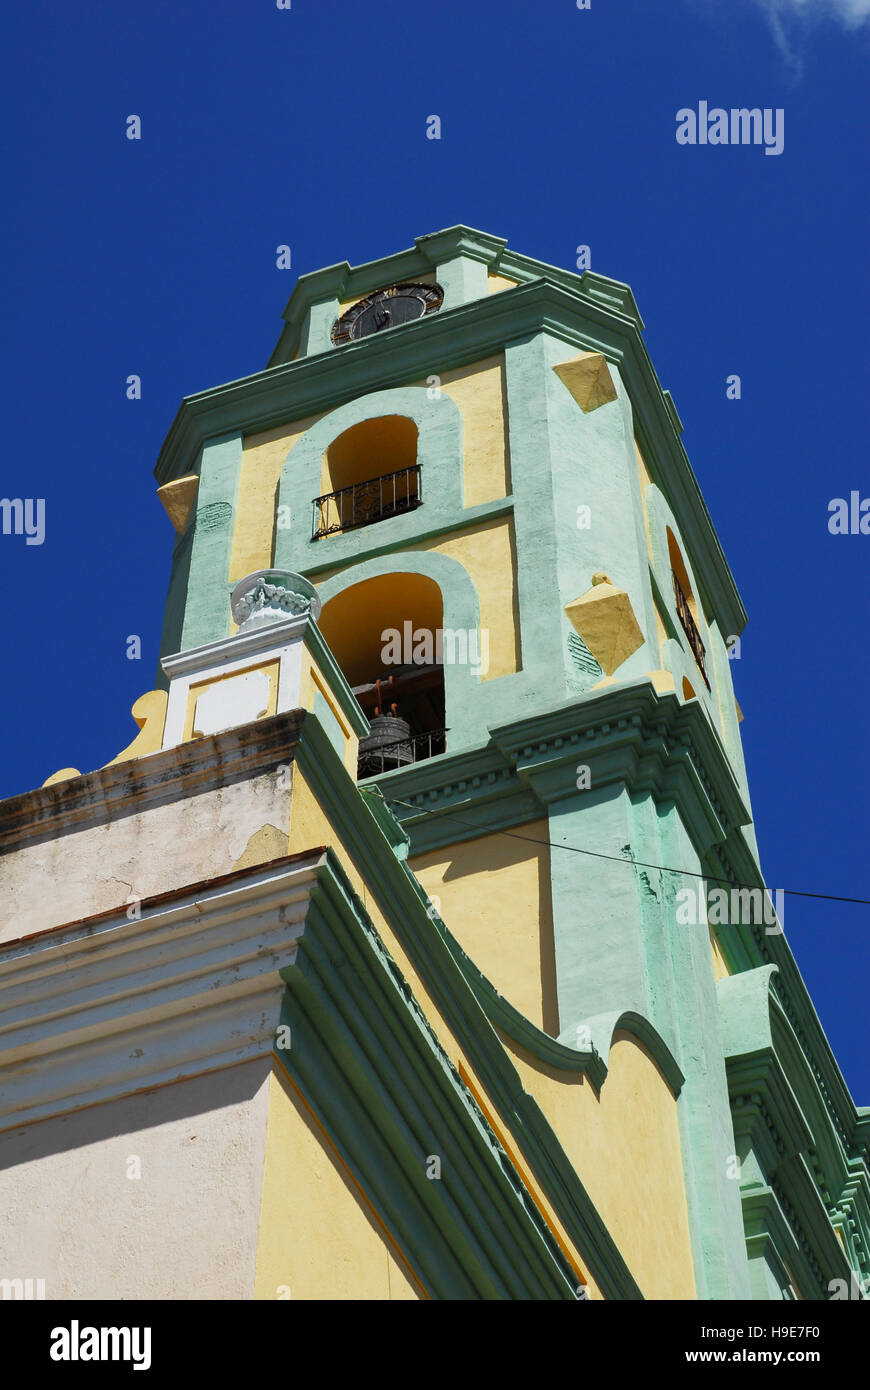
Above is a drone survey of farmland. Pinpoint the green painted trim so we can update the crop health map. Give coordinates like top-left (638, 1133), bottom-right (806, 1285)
top-left (269, 225), bottom-right (509, 365)
top-left (376, 677), bottom-right (749, 862)
top-left (301, 498), bottom-right (515, 579)
top-left (358, 787), bottom-right (410, 860)
top-left (294, 713), bottom-right (643, 1300)
top-left (303, 619), bottom-right (370, 737)
top-left (718, 966), bottom-right (865, 1298)
top-left (709, 830), bottom-right (870, 1183)
top-left (649, 564), bottom-right (680, 643)
top-left (570, 1009), bottom-right (686, 1097)
top-left (273, 383), bottom-right (465, 574)
top-left (429, 916), bottom-right (609, 1090)
top-left (278, 848), bottom-right (580, 1299)
top-left (179, 432), bottom-right (243, 651)
top-left (491, 681), bottom-right (748, 850)
top-left (430, 921), bottom-right (686, 1099)
top-left (314, 547), bottom-right (489, 754)
top-left (153, 277), bottom-right (746, 638)
top-left (742, 1188), bottom-right (819, 1299)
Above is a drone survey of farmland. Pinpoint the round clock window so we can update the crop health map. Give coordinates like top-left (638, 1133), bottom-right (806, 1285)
top-left (331, 282), bottom-right (443, 346)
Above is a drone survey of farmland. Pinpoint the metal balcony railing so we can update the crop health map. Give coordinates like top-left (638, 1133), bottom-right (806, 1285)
top-left (672, 571), bottom-right (710, 688)
top-left (312, 465), bottom-right (422, 540)
top-left (357, 727), bottom-right (447, 780)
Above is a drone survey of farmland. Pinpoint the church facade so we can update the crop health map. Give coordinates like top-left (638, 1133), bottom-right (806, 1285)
top-left (1, 227), bottom-right (867, 1301)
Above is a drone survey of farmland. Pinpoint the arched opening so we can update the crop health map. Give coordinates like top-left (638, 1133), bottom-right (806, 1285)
top-left (667, 527), bottom-right (709, 690)
top-left (682, 677), bottom-right (697, 701)
top-left (319, 573), bottom-right (447, 779)
top-left (312, 416), bottom-right (421, 540)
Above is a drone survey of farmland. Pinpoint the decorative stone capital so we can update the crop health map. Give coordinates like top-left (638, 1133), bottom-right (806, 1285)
top-left (231, 570), bottom-right (321, 631)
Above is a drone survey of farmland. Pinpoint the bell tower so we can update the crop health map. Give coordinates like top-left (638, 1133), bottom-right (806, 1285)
top-left (2, 228), bottom-right (867, 1304)
top-left (150, 225), bottom-right (870, 1300)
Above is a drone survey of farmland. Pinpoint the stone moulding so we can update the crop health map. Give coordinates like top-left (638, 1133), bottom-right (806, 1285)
top-left (0, 852), bottom-right (322, 1130)
top-left (267, 226), bottom-right (645, 366)
top-left (711, 835), bottom-right (870, 1184)
top-left (0, 838), bottom-right (581, 1299)
top-left (379, 679), bottom-right (750, 863)
top-left (430, 916), bottom-right (686, 1099)
top-left (278, 847), bottom-right (581, 1300)
top-left (718, 967), bottom-right (867, 1298)
top-left (294, 713), bottom-right (643, 1300)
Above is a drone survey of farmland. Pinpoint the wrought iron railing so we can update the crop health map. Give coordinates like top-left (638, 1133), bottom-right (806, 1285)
top-left (672, 572), bottom-right (710, 688)
top-left (312, 465), bottom-right (422, 540)
top-left (357, 727), bottom-right (447, 780)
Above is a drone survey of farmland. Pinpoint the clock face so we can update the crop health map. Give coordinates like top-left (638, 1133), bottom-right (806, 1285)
top-left (331, 282), bottom-right (443, 346)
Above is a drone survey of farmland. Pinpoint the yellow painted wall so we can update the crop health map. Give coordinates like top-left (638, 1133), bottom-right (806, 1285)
top-left (410, 824), bottom-right (558, 1036)
top-left (284, 767), bottom-right (602, 1298)
top-left (412, 356), bottom-right (511, 507)
top-left (416, 517), bottom-right (520, 679)
top-left (498, 1029), bottom-right (697, 1299)
top-left (254, 1064), bottom-right (424, 1300)
top-left (709, 927), bottom-right (731, 982)
top-left (299, 648), bottom-right (358, 774)
top-left (230, 412), bottom-right (324, 582)
top-left (488, 274), bottom-right (518, 295)
top-left (230, 356), bottom-right (511, 584)
top-left (310, 516), bottom-right (520, 682)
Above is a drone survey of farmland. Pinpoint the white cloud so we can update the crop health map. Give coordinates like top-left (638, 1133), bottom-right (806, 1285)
top-left (699, 0), bottom-right (870, 71)
top-left (768, 0), bottom-right (870, 21)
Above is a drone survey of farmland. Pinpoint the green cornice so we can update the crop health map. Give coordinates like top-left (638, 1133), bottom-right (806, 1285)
top-left (718, 966), bottom-right (868, 1294)
top-left (358, 787), bottom-right (410, 861)
top-left (491, 683), bottom-right (748, 845)
top-left (280, 848), bottom-right (580, 1298)
top-left (364, 739), bottom-right (540, 855)
top-left (268, 226), bottom-right (508, 367)
top-left (427, 913), bottom-right (609, 1091)
top-left (153, 271), bottom-right (746, 636)
top-left (381, 680), bottom-right (751, 865)
top-left (268, 227), bottom-right (642, 366)
top-left (370, 680), bottom-right (869, 1224)
top-left (416, 225), bottom-right (507, 267)
top-left (741, 1186), bottom-right (827, 1299)
top-left (294, 713), bottom-right (643, 1299)
top-left (712, 831), bottom-right (870, 1178)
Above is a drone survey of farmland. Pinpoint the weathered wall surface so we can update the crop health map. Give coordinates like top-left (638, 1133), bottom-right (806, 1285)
top-left (0, 1060), bottom-right (271, 1300)
top-left (0, 734), bottom-right (297, 945)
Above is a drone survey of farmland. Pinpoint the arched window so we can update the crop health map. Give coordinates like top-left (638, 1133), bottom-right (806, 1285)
top-left (319, 573), bottom-right (447, 778)
top-left (312, 416), bottom-right (421, 540)
top-left (667, 528), bottom-right (709, 689)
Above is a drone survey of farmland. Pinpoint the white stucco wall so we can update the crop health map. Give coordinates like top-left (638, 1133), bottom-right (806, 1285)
top-left (0, 1059), bottom-right (271, 1299)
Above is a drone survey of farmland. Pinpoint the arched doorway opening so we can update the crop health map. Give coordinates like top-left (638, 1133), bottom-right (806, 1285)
top-left (312, 416), bottom-right (421, 540)
top-left (319, 573), bottom-right (447, 778)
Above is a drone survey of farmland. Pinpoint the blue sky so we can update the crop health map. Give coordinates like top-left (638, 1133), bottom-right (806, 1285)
top-left (1, 0), bottom-right (867, 1099)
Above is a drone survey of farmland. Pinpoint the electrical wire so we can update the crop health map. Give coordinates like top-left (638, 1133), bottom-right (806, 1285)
top-left (381, 795), bottom-right (870, 908)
